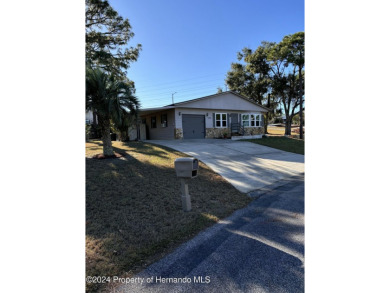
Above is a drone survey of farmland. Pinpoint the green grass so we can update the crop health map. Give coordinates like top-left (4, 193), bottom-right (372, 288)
top-left (246, 136), bottom-right (304, 155)
top-left (86, 140), bottom-right (251, 292)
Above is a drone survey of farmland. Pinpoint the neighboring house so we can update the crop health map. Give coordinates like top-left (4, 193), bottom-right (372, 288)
top-left (272, 115), bottom-right (286, 124)
top-left (85, 110), bottom-right (98, 125)
top-left (139, 91), bottom-right (269, 140)
top-left (86, 110), bottom-right (101, 139)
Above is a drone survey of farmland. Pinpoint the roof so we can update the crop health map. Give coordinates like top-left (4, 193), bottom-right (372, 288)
top-left (139, 91), bottom-right (271, 115)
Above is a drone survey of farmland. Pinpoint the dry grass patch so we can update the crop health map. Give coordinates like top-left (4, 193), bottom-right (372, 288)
top-left (267, 125), bottom-right (286, 135)
top-left (86, 140), bottom-right (251, 292)
top-left (267, 125), bottom-right (304, 138)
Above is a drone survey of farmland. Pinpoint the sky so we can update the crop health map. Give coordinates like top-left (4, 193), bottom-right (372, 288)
top-left (109, 0), bottom-right (304, 109)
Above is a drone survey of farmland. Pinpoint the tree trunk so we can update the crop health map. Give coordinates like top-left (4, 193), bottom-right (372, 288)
top-left (265, 94), bottom-right (270, 134)
top-left (118, 130), bottom-right (129, 142)
top-left (298, 66), bottom-right (304, 139)
top-left (284, 116), bottom-right (292, 135)
top-left (99, 116), bottom-right (114, 156)
top-left (92, 111), bottom-right (98, 126)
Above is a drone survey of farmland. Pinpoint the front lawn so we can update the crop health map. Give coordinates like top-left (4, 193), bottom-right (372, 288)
top-left (246, 136), bottom-right (304, 155)
top-left (86, 140), bottom-right (251, 292)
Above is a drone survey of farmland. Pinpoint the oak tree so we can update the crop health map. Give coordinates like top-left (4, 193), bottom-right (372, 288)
top-left (279, 32), bottom-right (305, 138)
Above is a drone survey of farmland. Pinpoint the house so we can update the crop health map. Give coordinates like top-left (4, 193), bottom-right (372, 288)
top-left (138, 91), bottom-right (269, 140)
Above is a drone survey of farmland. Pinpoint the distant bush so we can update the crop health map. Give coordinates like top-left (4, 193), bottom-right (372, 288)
top-left (273, 117), bottom-right (283, 124)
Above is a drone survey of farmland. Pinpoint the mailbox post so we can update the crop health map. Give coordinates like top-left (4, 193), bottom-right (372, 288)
top-left (180, 179), bottom-right (191, 212)
top-left (174, 157), bottom-right (199, 212)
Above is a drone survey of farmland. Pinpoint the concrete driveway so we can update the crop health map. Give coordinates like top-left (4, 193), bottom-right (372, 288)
top-left (147, 139), bottom-right (304, 193)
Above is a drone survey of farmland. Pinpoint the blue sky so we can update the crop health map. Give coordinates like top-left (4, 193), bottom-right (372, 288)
top-left (110, 0), bottom-right (304, 108)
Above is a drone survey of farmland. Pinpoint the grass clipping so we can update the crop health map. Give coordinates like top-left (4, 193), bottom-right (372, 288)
top-left (86, 141), bottom-right (251, 292)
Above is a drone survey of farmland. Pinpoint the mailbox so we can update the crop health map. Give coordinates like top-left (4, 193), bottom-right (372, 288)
top-left (174, 157), bottom-right (198, 212)
top-left (174, 157), bottom-right (199, 178)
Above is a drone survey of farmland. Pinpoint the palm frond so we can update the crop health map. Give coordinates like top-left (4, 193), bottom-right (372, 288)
top-left (86, 67), bottom-right (141, 129)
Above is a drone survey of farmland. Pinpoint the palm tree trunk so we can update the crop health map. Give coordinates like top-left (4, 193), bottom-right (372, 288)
top-left (298, 66), bottom-right (304, 139)
top-left (100, 116), bottom-right (114, 156)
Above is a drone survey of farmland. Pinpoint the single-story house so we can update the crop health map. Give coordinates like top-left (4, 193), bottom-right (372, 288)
top-left (138, 91), bottom-right (269, 140)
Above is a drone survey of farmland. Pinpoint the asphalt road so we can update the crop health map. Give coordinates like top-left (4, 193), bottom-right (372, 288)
top-left (117, 175), bottom-right (304, 293)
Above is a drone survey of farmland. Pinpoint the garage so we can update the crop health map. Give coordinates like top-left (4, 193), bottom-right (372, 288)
top-left (182, 114), bottom-right (205, 139)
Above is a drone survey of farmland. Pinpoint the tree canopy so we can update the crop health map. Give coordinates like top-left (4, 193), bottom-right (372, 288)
top-left (266, 37), bottom-right (304, 135)
top-left (85, 0), bottom-right (141, 78)
top-left (279, 32), bottom-right (305, 138)
top-left (225, 32), bottom-right (305, 136)
top-left (226, 42), bottom-right (276, 133)
top-left (85, 0), bottom-right (142, 148)
top-left (226, 44), bottom-right (271, 106)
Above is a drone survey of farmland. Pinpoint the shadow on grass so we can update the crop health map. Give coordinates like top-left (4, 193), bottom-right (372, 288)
top-left (85, 141), bottom-right (251, 292)
top-left (115, 178), bottom-right (304, 293)
top-left (87, 140), bottom-right (186, 161)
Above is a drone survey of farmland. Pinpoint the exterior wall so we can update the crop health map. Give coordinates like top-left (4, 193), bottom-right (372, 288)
top-left (206, 128), bottom-right (230, 138)
top-left (205, 127), bottom-right (265, 138)
top-left (174, 108), bottom-right (213, 129)
top-left (86, 110), bottom-right (96, 124)
top-left (139, 124), bottom-right (146, 140)
top-left (177, 92), bottom-right (268, 112)
top-left (128, 125), bottom-right (137, 141)
top-left (174, 128), bottom-right (183, 139)
top-left (141, 109), bottom-right (175, 140)
top-left (243, 126), bottom-right (264, 136)
top-left (174, 108), bottom-right (265, 139)
top-left (86, 111), bottom-right (93, 122)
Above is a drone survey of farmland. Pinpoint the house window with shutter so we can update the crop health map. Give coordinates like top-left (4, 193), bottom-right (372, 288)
top-left (251, 114), bottom-right (260, 126)
top-left (242, 114), bottom-right (261, 127)
top-left (215, 113), bottom-right (227, 128)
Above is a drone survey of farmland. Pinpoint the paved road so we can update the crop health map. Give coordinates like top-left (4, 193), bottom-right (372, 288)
top-left (147, 139), bottom-right (304, 193)
top-left (117, 176), bottom-right (304, 293)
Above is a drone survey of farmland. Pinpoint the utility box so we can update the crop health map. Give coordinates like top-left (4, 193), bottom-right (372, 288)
top-left (174, 157), bottom-right (199, 179)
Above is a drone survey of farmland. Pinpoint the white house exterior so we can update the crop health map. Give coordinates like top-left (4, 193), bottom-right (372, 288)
top-left (139, 91), bottom-right (269, 140)
top-left (85, 110), bottom-right (94, 125)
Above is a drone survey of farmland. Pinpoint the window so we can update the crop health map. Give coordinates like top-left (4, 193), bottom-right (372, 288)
top-left (215, 113), bottom-right (227, 128)
top-left (242, 114), bottom-right (261, 127)
top-left (161, 114), bottom-right (168, 127)
top-left (151, 116), bottom-right (157, 128)
top-left (242, 114), bottom-right (249, 127)
top-left (250, 114), bottom-right (260, 126)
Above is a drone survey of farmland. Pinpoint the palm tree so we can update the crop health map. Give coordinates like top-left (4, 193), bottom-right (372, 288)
top-left (86, 67), bottom-right (140, 156)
